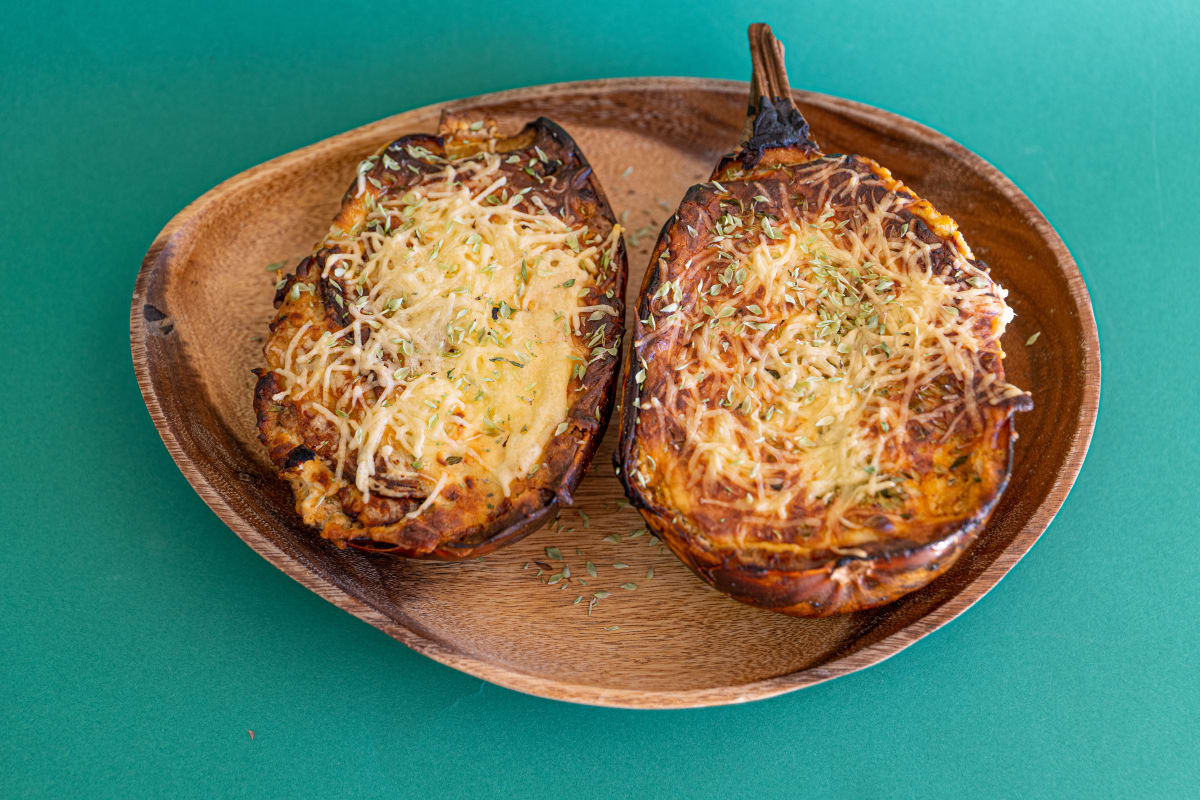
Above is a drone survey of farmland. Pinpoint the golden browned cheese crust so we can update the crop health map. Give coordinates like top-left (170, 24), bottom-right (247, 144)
top-left (617, 147), bottom-right (1030, 615)
top-left (255, 117), bottom-right (626, 558)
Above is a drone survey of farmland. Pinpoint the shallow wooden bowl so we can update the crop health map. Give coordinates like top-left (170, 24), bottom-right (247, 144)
top-left (130, 78), bottom-right (1099, 708)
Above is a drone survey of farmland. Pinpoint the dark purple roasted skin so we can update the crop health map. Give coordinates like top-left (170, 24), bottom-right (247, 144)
top-left (255, 116), bottom-right (627, 559)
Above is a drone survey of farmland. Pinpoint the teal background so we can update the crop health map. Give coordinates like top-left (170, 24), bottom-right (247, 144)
top-left (2, 0), bottom-right (1197, 796)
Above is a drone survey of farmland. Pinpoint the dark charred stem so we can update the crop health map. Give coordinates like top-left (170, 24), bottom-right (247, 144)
top-left (739, 23), bottom-right (820, 159)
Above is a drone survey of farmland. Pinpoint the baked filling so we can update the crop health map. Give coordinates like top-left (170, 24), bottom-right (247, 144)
top-left (256, 122), bottom-right (624, 552)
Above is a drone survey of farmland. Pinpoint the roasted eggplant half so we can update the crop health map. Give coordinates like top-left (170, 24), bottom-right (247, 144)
top-left (256, 114), bottom-right (627, 558)
top-left (616, 25), bottom-right (1031, 615)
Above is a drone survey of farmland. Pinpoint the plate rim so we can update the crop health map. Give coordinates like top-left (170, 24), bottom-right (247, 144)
top-left (130, 76), bottom-right (1100, 708)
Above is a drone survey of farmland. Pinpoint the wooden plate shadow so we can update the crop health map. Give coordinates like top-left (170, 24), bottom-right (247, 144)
top-left (130, 78), bottom-right (1099, 708)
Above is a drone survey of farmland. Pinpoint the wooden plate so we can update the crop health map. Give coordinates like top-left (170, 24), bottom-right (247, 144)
top-left (130, 78), bottom-right (1099, 708)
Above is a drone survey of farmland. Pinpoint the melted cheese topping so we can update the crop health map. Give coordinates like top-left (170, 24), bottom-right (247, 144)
top-left (269, 150), bottom-right (621, 504)
top-left (634, 160), bottom-right (1027, 527)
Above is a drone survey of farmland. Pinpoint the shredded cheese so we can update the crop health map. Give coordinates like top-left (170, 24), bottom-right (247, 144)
top-left (634, 158), bottom-right (1027, 527)
top-left (268, 150), bottom-right (620, 506)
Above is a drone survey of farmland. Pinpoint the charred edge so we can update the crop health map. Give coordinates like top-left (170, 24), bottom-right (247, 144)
top-left (533, 116), bottom-right (574, 150)
top-left (273, 254), bottom-right (309, 308)
top-left (642, 508), bottom-right (961, 617)
top-left (283, 445), bottom-right (316, 471)
top-left (613, 194), bottom-right (707, 496)
top-left (252, 369), bottom-right (279, 440)
top-left (350, 491), bottom-right (563, 560)
top-left (532, 116), bottom-right (618, 223)
top-left (741, 97), bottom-right (817, 169)
top-left (546, 114), bottom-right (629, 425)
top-left (614, 220), bottom-right (674, 510)
top-left (535, 115), bottom-right (630, 512)
top-left (318, 272), bottom-right (351, 328)
top-left (717, 523), bottom-right (978, 616)
top-left (536, 112), bottom-right (630, 513)
top-left (344, 134), bottom-right (442, 205)
top-left (430, 495), bottom-right (560, 559)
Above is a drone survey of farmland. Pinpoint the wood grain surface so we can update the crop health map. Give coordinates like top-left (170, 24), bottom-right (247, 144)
top-left (130, 78), bottom-right (1099, 708)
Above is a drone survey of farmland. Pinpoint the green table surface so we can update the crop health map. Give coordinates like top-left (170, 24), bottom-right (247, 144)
top-left (3, 1), bottom-right (1198, 797)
